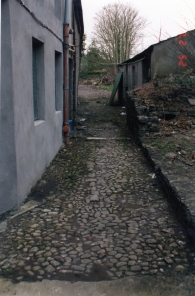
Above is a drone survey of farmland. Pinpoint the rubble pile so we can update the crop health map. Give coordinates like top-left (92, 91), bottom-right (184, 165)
top-left (98, 74), bottom-right (115, 86)
top-left (80, 73), bottom-right (115, 87)
top-left (127, 74), bottom-right (195, 137)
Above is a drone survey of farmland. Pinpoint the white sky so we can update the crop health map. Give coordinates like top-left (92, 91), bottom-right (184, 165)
top-left (81, 0), bottom-right (195, 53)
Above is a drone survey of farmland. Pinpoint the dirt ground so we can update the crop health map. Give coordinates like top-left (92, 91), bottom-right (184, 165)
top-left (75, 85), bottom-right (128, 139)
top-left (78, 84), bottom-right (112, 100)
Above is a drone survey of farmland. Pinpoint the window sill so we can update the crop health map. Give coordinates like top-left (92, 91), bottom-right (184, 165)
top-left (34, 120), bottom-right (45, 127)
top-left (55, 111), bottom-right (62, 115)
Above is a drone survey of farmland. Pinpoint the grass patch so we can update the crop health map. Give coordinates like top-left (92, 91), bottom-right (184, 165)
top-left (96, 85), bottom-right (113, 91)
top-left (150, 137), bottom-right (195, 157)
top-left (150, 140), bottom-right (174, 152)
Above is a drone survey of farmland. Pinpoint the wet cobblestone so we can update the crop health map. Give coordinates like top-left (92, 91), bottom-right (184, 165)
top-left (0, 94), bottom-right (195, 282)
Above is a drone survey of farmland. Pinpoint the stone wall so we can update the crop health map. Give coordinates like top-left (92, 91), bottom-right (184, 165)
top-left (125, 79), bottom-right (195, 246)
top-left (126, 76), bottom-right (195, 141)
top-left (126, 95), bottom-right (160, 140)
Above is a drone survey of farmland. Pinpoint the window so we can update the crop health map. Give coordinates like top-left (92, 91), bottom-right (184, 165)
top-left (55, 51), bottom-right (62, 111)
top-left (32, 38), bottom-right (45, 121)
top-left (54, 0), bottom-right (61, 20)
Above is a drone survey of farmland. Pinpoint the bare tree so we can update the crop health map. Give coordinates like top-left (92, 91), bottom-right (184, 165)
top-left (92, 2), bottom-right (147, 68)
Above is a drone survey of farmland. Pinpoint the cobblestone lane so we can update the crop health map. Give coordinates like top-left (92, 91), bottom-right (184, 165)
top-left (0, 93), bottom-right (194, 283)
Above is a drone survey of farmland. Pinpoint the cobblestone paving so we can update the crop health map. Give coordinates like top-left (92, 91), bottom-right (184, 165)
top-left (0, 94), bottom-right (195, 283)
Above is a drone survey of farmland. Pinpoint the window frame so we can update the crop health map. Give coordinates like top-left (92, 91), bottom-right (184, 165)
top-left (32, 37), bottom-right (45, 121)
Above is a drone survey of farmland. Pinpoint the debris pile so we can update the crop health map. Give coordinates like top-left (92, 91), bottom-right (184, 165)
top-left (98, 74), bottom-right (115, 86)
top-left (127, 74), bottom-right (195, 135)
top-left (80, 73), bottom-right (115, 87)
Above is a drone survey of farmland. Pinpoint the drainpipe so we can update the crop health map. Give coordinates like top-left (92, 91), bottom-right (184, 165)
top-left (63, 0), bottom-right (72, 145)
top-left (0, 0), bottom-right (1, 119)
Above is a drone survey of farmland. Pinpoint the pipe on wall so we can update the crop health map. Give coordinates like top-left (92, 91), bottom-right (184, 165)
top-left (0, 0), bottom-right (1, 118)
top-left (64, 0), bottom-right (73, 25)
top-left (63, 0), bottom-right (73, 145)
top-left (63, 23), bottom-right (70, 145)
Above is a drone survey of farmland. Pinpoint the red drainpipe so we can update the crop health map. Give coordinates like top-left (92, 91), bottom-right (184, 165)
top-left (63, 23), bottom-right (70, 145)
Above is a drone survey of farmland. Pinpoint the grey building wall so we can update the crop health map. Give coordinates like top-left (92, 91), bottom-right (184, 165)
top-left (73, 16), bottom-right (81, 111)
top-left (69, 3), bottom-right (83, 117)
top-left (0, 0), bottom-right (64, 213)
top-left (137, 61), bottom-right (143, 87)
top-left (151, 30), bottom-right (195, 78)
top-left (119, 59), bottom-right (143, 100)
top-left (24, 0), bottom-right (65, 40)
top-left (1, 0), bottom-right (83, 214)
top-left (151, 37), bottom-right (181, 78)
top-left (0, 0), bottom-right (18, 213)
top-left (126, 64), bottom-right (131, 90)
top-left (118, 65), bottom-right (126, 104)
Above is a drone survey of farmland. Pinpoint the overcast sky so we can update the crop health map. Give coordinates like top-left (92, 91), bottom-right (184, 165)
top-left (81, 0), bottom-right (195, 52)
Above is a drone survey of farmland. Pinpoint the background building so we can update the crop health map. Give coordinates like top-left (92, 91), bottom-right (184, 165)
top-left (118, 30), bottom-right (195, 104)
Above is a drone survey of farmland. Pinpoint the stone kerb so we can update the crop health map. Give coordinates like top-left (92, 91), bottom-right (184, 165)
top-left (125, 93), bottom-right (160, 140)
top-left (125, 92), bottom-right (195, 246)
